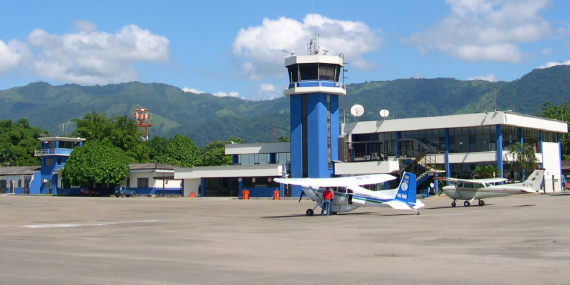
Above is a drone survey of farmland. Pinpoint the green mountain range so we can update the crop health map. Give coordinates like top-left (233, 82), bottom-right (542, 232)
top-left (1, 65), bottom-right (569, 147)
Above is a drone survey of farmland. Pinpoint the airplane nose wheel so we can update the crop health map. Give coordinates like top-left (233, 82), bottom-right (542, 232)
top-left (464, 201), bottom-right (471, 207)
top-left (451, 200), bottom-right (456, 207)
top-left (306, 209), bottom-right (314, 216)
top-left (478, 199), bottom-right (485, 206)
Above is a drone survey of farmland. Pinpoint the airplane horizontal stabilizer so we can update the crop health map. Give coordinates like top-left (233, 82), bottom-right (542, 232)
top-left (383, 200), bottom-right (413, 210)
top-left (413, 200), bottom-right (425, 209)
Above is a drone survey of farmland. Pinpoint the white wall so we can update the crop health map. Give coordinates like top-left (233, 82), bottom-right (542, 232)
top-left (128, 172), bottom-right (181, 189)
top-left (542, 142), bottom-right (562, 193)
top-left (183, 179), bottom-right (201, 197)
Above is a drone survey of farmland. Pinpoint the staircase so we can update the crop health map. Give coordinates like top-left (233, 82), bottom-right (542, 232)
top-left (399, 139), bottom-right (445, 184)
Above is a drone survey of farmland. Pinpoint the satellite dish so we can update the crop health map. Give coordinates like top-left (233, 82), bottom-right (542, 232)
top-left (350, 104), bottom-right (364, 117)
top-left (379, 109), bottom-right (390, 118)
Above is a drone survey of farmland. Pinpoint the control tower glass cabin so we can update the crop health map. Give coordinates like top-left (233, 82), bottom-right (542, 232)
top-left (284, 54), bottom-right (346, 194)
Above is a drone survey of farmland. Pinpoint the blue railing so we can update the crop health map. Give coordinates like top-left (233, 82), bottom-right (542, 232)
top-left (286, 80), bottom-right (345, 90)
top-left (34, 148), bottom-right (74, 156)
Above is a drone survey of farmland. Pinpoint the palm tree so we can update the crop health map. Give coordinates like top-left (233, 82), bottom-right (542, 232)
top-left (507, 142), bottom-right (539, 181)
top-left (473, 165), bottom-right (500, 179)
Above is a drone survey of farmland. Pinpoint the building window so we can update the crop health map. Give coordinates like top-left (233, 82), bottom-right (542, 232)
top-left (137, 178), bottom-right (149, 188)
top-left (45, 158), bottom-right (53, 166)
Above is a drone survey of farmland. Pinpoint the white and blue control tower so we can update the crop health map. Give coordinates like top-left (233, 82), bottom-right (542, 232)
top-left (284, 42), bottom-right (345, 196)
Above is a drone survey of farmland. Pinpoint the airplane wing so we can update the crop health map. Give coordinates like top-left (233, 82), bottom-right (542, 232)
top-left (436, 177), bottom-right (508, 184)
top-left (274, 174), bottom-right (396, 188)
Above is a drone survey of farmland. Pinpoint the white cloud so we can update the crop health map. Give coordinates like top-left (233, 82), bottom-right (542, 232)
top-left (404, 0), bottom-right (553, 62)
top-left (249, 83), bottom-right (283, 101)
top-left (468, 73), bottom-right (499, 82)
top-left (182, 87), bottom-right (205, 94)
top-left (541, 48), bottom-right (553, 55)
top-left (213, 91), bottom-right (239, 98)
top-left (0, 39), bottom-right (30, 75)
top-left (232, 14), bottom-right (381, 81)
top-left (25, 21), bottom-right (171, 85)
top-left (538, 60), bottom-right (570, 69)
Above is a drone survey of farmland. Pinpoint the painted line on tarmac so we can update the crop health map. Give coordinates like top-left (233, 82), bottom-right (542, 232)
top-left (20, 219), bottom-right (158, 229)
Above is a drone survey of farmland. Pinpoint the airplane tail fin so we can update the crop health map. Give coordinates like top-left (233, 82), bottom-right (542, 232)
top-left (395, 172), bottom-right (417, 205)
top-left (521, 168), bottom-right (545, 191)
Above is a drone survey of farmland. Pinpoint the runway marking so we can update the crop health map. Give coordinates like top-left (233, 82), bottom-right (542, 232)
top-left (20, 220), bottom-right (158, 229)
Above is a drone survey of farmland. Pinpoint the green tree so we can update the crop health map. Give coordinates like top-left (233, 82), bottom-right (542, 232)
top-left (72, 111), bottom-right (149, 162)
top-left (507, 142), bottom-right (539, 181)
top-left (538, 102), bottom-right (570, 159)
top-left (277, 136), bottom-right (290, 142)
top-left (473, 165), bottom-right (500, 179)
top-left (61, 142), bottom-right (130, 187)
top-left (0, 119), bottom-right (47, 166)
top-left (145, 136), bottom-right (169, 162)
top-left (158, 135), bottom-right (202, 167)
top-left (202, 136), bottom-right (246, 166)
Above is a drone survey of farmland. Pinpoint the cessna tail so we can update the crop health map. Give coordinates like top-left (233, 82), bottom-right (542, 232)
top-left (511, 168), bottom-right (545, 192)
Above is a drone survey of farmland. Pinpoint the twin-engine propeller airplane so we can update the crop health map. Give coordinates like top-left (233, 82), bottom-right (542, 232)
top-left (436, 168), bottom-right (545, 207)
top-left (274, 172), bottom-right (425, 216)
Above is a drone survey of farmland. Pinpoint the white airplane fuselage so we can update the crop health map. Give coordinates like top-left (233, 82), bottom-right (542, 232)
top-left (303, 187), bottom-right (417, 213)
top-left (442, 185), bottom-right (535, 200)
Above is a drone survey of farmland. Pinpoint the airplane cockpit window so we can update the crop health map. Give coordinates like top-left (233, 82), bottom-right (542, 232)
top-left (475, 183), bottom-right (484, 188)
top-left (464, 183), bottom-right (474, 188)
top-left (484, 183), bottom-right (492, 187)
top-left (456, 182), bottom-right (463, 187)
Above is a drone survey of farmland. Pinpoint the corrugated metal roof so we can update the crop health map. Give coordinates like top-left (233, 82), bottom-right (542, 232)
top-left (0, 166), bottom-right (41, 176)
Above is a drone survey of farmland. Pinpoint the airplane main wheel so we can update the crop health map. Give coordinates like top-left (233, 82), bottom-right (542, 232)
top-left (464, 201), bottom-right (471, 207)
top-left (306, 209), bottom-right (314, 216)
top-left (451, 202), bottom-right (456, 207)
top-left (415, 212), bottom-right (420, 215)
top-left (331, 211), bottom-right (338, 215)
top-left (478, 200), bottom-right (485, 206)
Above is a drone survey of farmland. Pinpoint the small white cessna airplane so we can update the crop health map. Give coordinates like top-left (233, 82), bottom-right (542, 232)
top-left (437, 168), bottom-right (545, 207)
top-left (274, 172), bottom-right (425, 215)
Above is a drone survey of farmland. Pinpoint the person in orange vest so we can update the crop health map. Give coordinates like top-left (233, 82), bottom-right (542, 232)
top-left (321, 188), bottom-right (334, 216)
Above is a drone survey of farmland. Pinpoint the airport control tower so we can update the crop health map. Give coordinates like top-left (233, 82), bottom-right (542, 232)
top-left (284, 38), bottom-right (345, 196)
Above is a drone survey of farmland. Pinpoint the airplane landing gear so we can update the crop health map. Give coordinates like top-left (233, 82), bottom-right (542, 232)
top-left (464, 201), bottom-right (471, 207)
top-left (306, 209), bottom-right (314, 216)
top-left (415, 211), bottom-right (420, 215)
top-left (478, 199), bottom-right (485, 206)
top-left (451, 200), bottom-right (457, 207)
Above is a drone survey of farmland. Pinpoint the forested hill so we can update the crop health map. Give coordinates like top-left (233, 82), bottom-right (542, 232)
top-left (1, 65), bottom-right (569, 146)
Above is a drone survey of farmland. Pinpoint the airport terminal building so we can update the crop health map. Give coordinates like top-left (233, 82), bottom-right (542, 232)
top-left (175, 50), bottom-right (568, 196)
top-left (173, 110), bottom-right (567, 196)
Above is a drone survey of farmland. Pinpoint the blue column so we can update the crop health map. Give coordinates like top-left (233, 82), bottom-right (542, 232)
top-left (238, 177), bottom-right (244, 198)
top-left (289, 94), bottom-right (303, 197)
top-left (539, 131), bottom-right (544, 168)
top-left (519, 128), bottom-right (525, 181)
top-left (496, 125), bottom-right (504, 178)
top-left (200, 178), bottom-right (205, 197)
top-left (445, 129), bottom-right (450, 183)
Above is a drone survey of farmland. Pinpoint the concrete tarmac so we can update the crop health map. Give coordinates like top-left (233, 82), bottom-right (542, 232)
top-left (0, 194), bottom-right (569, 285)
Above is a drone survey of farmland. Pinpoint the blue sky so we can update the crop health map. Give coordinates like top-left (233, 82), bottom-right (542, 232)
top-left (0, 0), bottom-right (569, 101)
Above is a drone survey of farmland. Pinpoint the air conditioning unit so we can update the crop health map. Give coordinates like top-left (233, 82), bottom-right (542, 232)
top-left (42, 179), bottom-right (48, 183)
top-left (370, 153), bottom-right (379, 160)
top-left (363, 155), bottom-right (371, 160)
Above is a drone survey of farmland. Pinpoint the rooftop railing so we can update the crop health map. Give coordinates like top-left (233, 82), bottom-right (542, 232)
top-left (34, 148), bottom-right (74, 156)
top-left (285, 80), bottom-right (346, 90)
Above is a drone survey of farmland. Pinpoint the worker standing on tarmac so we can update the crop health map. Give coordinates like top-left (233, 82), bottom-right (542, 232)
top-left (321, 188), bottom-right (334, 216)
